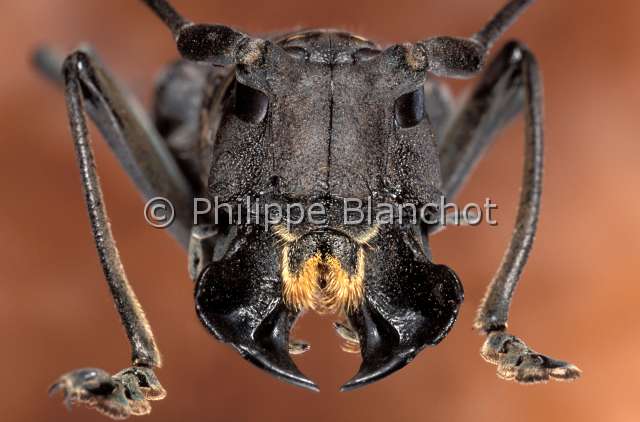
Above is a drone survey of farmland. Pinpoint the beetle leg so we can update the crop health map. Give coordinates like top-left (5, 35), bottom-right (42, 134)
top-left (44, 50), bottom-right (173, 418)
top-left (49, 367), bottom-right (166, 419)
top-left (480, 332), bottom-right (581, 383)
top-left (438, 41), bottom-right (581, 382)
top-left (439, 41), bottom-right (527, 200)
top-left (33, 46), bottom-right (194, 248)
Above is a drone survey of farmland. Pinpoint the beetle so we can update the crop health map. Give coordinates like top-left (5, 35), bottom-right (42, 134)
top-left (35, 0), bottom-right (581, 418)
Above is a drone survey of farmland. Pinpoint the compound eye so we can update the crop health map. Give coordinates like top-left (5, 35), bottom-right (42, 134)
top-left (234, 80), bottom-right (269, 123)
top-left (394, 88), bottom-right (426, 128)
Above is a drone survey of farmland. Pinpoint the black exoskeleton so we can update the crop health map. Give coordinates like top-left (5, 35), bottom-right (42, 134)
top-left (34, 0), bottom-right (581, 418)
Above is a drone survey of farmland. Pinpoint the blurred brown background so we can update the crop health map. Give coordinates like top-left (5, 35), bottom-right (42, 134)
top-left (1, 0), bottom-right (639, 421)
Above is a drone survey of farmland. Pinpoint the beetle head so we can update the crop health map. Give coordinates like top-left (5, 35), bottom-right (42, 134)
top-left (191, 29), bottom-right (469, 391)
top-left (187, 27), bottom-right (474, 391)
top-left (159, 0), bottom-right (535, 392)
